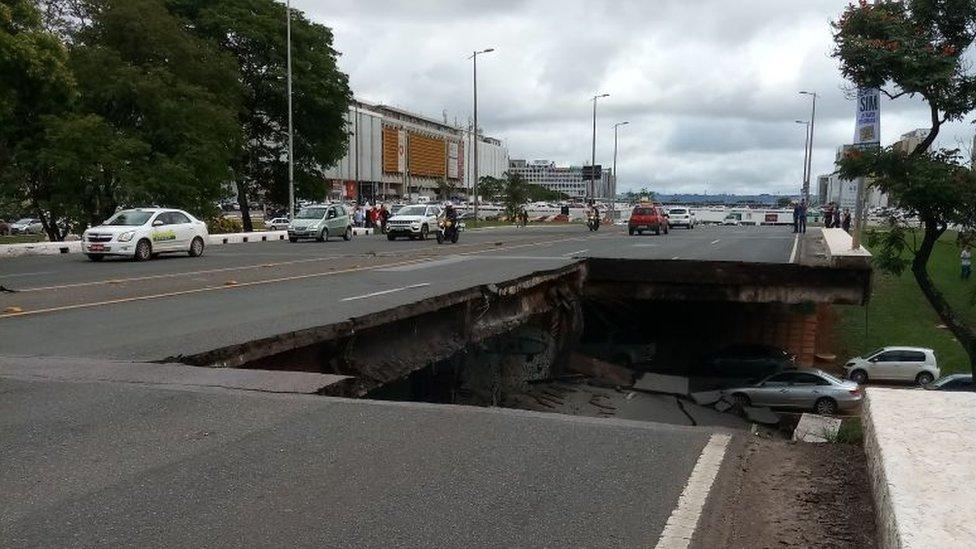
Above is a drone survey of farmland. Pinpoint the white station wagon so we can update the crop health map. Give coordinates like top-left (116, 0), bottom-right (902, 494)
top-left (844, 346), bottom-right (940, 386)
top-left (82, 208), bottom-right (209, 262)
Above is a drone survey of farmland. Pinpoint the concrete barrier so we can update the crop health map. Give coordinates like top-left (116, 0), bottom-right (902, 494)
top-left (863, 387), bottom-right (976, 548)
top-left (0, 227), bottom-right (375, 259)
top-left (821, 227), bottom-right (871, 268)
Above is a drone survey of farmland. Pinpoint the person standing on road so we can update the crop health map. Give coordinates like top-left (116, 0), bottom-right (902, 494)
top-left (379, 204), bottom-right (390, 234)
top-left (792, 202), bottom-right (801, 233)
top-left (842, 208), bottom-right (852, 233)
top-left (799, 201), bottom-right (808, 234)
top-left (962, 246), bottom-right (972, 280)
top-left (353, 206), bottom-right (365, 228)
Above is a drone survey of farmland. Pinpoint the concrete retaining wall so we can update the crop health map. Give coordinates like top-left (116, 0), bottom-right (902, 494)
top-left (0, 228), bottom-right (374, 259)
top-left (821, 228), bottom-right (871, 268)
top-left (863, 387), bottom-right (976, 548)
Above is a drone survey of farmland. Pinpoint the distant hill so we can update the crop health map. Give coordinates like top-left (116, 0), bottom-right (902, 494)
top-left (647, 193), bottom-right (797, 206)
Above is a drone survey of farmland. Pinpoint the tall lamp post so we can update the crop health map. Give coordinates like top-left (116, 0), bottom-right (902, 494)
top-left (795, 119), bottom-right (811, 201)
top-left (286, 0), bottom-right (295, 219)
top-left (799, 91), bottom-right (818, 206)
top-left (612, 121), bottom-right (629, 220)
top-left (469, 48), bottom-right (494, 221)
top-left (589, 93), bottom-right (610, 201)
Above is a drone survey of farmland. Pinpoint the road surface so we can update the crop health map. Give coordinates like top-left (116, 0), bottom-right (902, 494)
top-left (0, 224), bottom-right (795, 361)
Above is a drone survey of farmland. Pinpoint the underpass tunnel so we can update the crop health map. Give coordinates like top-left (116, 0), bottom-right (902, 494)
top-left (582, 298), bottom-right (828, 373)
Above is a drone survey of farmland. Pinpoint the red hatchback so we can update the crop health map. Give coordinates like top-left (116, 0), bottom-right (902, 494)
top-left (628, 205), bottom-right (669, 236)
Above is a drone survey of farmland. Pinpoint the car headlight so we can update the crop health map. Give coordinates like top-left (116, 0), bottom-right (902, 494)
top-left (117, 231), bottom-right (135, 242)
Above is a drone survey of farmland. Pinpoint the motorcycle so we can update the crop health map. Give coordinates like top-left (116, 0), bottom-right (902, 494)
top-left (587, 213), bottom-right (600, 232)
top-left (436, 218), bottom-right (460, 244)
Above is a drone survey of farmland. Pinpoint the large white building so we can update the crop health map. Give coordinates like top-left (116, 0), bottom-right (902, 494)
top-left (324, 99), bottom-right (509, 202)
top-left (507, 159), bottom-right (613, 200)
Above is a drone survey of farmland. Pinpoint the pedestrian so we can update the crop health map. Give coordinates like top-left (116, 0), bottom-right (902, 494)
top-left (353, 206), bottom-right (365, 228)
top-left (962, 246), bottom-right (972, 280)
top-left (792, 202), bottom-right (801, 233)
top-left (379, 204), bottom-right (390, 233)
top-left (799, 201), bottom-right (807, 234)
top-left (842, 208), bottom-right (852, 233)
top-left (520, 208), bottom-right (529, 228)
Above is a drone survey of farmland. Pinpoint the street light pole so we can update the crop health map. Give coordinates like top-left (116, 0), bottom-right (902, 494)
top-left (470, 48), bottom-right (494, 221)
top-left (590, 93), bottom-right (609, 202)
top-left (800, 91), bottom-right (818, 206)
top-left (286, 0), bottom-right (295, 219)
top-left (795, 120), bottom-right (811, 200)
top-left (612, 121), bottom-right (629, 221)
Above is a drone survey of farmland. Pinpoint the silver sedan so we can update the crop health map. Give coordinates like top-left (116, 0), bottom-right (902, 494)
top-left (725, 369), bottom-right (863, 415)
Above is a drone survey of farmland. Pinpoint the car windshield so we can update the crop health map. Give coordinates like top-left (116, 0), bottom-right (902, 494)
top-left (633, 208), bottom-right (652, 216)
top-left (296, 207), bottom-right (327, 220)
top-left (104, 211), bottom-right (153, 226)
top-left (670, 209), bottom-right (687, 215)
top-left (396, 206), bottom-right (427, 216)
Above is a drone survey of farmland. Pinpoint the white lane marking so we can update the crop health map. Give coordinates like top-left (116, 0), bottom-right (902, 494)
top-left (377, 256), bottom-right (470, 272)
top-left (789, 234), bottom-right (800, 264)
top-left (655, 433), bottom-right (731, 549)
top-left (632, 243), bottom-right (659, 248)
top-left (671, 256), bottom-right (680, 260)
top-left (562, 249), bottom-right (589, 257)
top-left (339, 283), bottom-right (431, 302)
top-left (710, 239), bottom-right (720, 245)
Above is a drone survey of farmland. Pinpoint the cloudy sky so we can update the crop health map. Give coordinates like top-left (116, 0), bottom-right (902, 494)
top-left (294, 0), bottom-right (976, 195)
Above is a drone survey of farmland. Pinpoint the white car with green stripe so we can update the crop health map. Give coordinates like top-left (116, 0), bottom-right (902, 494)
top-left (82, 208), bottom-right (209, 262)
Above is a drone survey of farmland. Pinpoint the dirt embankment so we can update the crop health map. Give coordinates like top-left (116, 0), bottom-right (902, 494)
top-left (694, 437), bottom-right (877, 549)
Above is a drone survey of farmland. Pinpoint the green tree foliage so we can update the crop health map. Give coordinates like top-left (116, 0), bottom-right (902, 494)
top-left (436, 178), bottom-right (457, 200)
top-left (501, 172), bottom-right (530, 220)
top-left (477, 175), bottom-right (504, 202)
top-left (167, 0), bottom-right (351, 230)
top-left (833, 0), bottom-right (976, 373)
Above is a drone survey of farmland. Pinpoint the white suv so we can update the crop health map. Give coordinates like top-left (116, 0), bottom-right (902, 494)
top-left (386, 204), bottom-right (441, 241)
top-left (844, 347), bottom-right (940, 385)
top-left (667, 207), bottom-right (695, 229)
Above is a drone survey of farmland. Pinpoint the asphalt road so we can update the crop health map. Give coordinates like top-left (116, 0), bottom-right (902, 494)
top-left (0, 375), bottom-right (715, 548)
top-left (0, 224), bottom-right (796, 361)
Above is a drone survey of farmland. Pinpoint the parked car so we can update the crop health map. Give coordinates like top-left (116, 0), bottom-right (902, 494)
top-left (386, 204), bottom-right (442, 241)
top-left (700, 344), bottom-right (796, 381)
top-left (82, 208), bottom-right (209, 261)
top-left (926, 374), bottom-right (974, 392)
top-left (266, 217), bottom-right (290, 231)
top-left (722, 214), bottom-right (741, 226)
top-left (844, 346), bottom-right (940, 385)
top-left (725, 369), bottom-right (863, 415)
top-left (10, 218), bottom-right (43, 234)
top-left (287, 204), bottom-right (352, 242)
top-left (667, 207), bottom-right (695, 229)
top-left (628, 205), bottom-right (669, 236)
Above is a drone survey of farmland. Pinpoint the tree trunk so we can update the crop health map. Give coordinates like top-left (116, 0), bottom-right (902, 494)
top-left (912, 219), bottom-right (976, 377)
top-left (235, 179), bottom-right (253, 232)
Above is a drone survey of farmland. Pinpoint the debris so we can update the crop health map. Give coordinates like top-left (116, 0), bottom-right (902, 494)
top-left (743, 406), bottom-right (780, 425)
top-left (566, 353), bottom-right (635, 387)
top-left (224, 280), bottom-right (238, 286)
top-left (625, 391), bottom-right (636, 401)
top-left (690, 390), bottom-right (722, 406)
top-left (633, 373), bottom-right (690, 396)
top-left (4, 306), bottom-right (24, 314)
top-left (714, 399), bottom-right (733, 413)
top-left (792, 413), bottom-right (842, 443)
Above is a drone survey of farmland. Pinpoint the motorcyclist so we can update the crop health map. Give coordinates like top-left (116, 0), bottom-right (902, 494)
top-left (444, 202), bottom-right (459, 223)
top-left (587, 201), bottom-right (600, 230)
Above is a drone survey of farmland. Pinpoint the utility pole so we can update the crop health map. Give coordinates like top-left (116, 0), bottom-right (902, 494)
top-left (612, 121), bottom-right (629, 221)
top-left (470, 48), bottom-right (494, 220)
top-left (590, 93), bottom-right (609, 201)
top-left (800, 91), bottom-right (818, 207)
top-left (796, 120), bottom-right (811, 200)
top-left (286, 0), bottom-right (295, 219)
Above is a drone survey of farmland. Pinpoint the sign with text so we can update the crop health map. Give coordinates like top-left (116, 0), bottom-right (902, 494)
top-left (397, 130), bottom-right (406, 173)
top-left (855, 88), bottom-right (880, 146)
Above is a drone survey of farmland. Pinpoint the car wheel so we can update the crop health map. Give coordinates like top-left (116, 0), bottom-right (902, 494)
top-left (731, 393), bottom-right (751, 408)
top-left (421, 225), bottom-right (429, 240)
top-left (86, 254), bottom-right (105, 262)
top-left (317, 228), bottom-right (329, 243)
top-left (637, 229), bottom-right (643, 235)
top-left (628, 227), bottom-right (635, 236)
top-left (188, 236), bottom-right (205, 257)
top-left (134, 239), bottom-right (152, 262)
top-left (654, 226), bottom-right (661, 235)
top-left (343, 226), bottom-right (352, 241)
top-left (916, 372), bottom-right (934, 386)
top-left (814, 397), bottom-right (838, 415)
top-left (387, 233), bottom-right (396, 241)
top-left (850, 369), bottom-right (868, 384)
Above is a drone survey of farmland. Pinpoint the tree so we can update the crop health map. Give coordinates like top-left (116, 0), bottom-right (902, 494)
top-left (501, 172), bottom-right (529, 220)
top-left (833, 0), bottom-right (976, 374)
top-left (435, 178), bottom-right (457, 201)
top-left (776, 196), bottom-right (793, 208)
top-left (167, 0), bottom-right (351, 231)
top-left (0, 0), bottom-right (76, 240)
top-left (477, 175), bottom-right (504, 202)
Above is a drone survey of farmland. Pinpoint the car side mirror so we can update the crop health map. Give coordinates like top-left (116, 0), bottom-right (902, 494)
top-left (153, 220), bottom-right (164, 227)
top-left (869, 357), bottom-right (878, 363)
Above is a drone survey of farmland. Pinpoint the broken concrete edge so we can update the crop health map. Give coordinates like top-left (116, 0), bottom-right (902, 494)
top-left (792, 413), bottom-right (842, 443)
top-left (0, 356), bottom-right (350, 395)
top-left (172, 262), bottom-right (586, 369)
top-left (0, 228), bottom-right (376, 258)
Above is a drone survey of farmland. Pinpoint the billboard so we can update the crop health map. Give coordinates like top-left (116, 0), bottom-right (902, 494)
top-left (447, 142), bottom-right (460, 179)
top-left (855, 88), bottom-right (880, 146)
top-left (397, 130), bottom-right (406, 173)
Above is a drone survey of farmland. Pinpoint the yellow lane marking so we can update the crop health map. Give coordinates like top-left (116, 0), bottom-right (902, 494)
top-left (0, 233), bottom-right (606, 320)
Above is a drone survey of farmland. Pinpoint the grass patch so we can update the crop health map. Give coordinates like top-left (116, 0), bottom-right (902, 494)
top-left (0, 234), bottom-right (47, 244)
top-left (834, 231), bottom-right (974, 375)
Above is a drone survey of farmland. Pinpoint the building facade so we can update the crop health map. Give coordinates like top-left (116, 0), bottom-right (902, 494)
top-left (323, 100), bottom-right (509, 202)
top-left (507, 159), bottom-right (613, 200)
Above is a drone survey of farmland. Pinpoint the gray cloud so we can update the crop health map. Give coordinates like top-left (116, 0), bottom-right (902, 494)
top-left (295, 0), bottom-right (976, 194)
